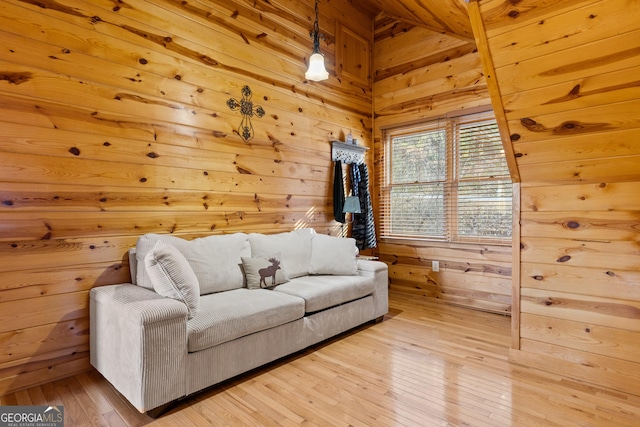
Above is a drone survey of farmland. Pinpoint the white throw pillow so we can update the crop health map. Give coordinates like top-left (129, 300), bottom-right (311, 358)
top-left (309, 234), bottom-right (358, 275)
top-left (241, 253), bottom-right (290, 289)
top-left (144, 241), bottom-right (199, 319)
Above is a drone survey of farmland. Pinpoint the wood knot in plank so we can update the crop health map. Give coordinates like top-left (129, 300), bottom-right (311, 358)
top-left (553, 120), bottom-right (610, 135)
top-left (568, 84), bottom-right (581, 98)
top-left (0, 72), bottom-right (32, 85)
top-left (520, 118), bottom-right (545, 132)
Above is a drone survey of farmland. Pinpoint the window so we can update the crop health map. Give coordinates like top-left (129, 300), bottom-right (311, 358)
top-left (381, 111), bottom-right (512, 244)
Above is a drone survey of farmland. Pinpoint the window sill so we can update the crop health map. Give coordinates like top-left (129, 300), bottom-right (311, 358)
top-left (379, 236), bottom-right (513, 249)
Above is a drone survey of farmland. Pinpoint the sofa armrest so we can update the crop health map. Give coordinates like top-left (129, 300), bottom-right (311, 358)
top-left (90, 284), bottom-right (188, 412)
top-left (357, 260), bottom-right (389, 319)
top-left (357, 259), bottom-right (387, 273)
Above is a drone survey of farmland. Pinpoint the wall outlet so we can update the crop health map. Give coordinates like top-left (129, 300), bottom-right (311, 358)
top-left (432, 260), bottom-right (439, 272)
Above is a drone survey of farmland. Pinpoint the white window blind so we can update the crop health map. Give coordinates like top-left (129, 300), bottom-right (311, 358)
top-left (381, 112), bottom-right (512, 244)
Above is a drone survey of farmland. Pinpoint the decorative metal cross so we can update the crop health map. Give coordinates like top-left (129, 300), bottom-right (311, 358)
top-left (226, 85), bottom-right (265, 142)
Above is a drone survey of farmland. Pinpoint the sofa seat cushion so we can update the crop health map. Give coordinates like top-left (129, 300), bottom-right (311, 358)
top-left (187, 289), bottom-right (304, 352)
top-left (273, 275), bottom-right (374, 313)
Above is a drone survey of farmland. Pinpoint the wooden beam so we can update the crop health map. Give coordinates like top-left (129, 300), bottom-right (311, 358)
top-left (511, 183), bottom-right (521, 349)
top-left (466, 0), bottom-right (521, 183)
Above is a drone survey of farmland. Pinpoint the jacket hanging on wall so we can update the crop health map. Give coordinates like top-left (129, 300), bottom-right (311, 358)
top-left (333, 160), bottom-right (345, 223)
top-left (350, 163), bottom-right (377, 250)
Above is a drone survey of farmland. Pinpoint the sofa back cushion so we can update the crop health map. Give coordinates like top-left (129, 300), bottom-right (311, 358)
top-left (248, 228), bottom-right (314, 279)
top-left (135, 233), bottom-right (250, 295)
top-left (309, 234), bottom-right (358, 275)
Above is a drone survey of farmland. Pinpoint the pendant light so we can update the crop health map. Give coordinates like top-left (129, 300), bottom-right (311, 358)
top-left (305, 0), bottom-right (329, 82)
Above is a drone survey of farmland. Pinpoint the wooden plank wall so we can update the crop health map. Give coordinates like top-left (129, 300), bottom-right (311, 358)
top-left (471, 0), bottom-right (640, 397)
top-left (372, 14), bottom-right (513, 315)
top-left (0, 0), bottom-right (374, 395)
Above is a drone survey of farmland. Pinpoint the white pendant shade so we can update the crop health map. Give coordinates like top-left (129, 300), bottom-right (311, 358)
top-left (305, 52), bottom-right (329, 81)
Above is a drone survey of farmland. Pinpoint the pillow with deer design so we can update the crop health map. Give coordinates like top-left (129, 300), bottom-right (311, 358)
top-left (241, 253), bottom-right (290, 289)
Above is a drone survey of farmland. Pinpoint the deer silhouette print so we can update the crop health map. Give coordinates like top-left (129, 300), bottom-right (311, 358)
top-left (259, 258), bottom-right (281, 287)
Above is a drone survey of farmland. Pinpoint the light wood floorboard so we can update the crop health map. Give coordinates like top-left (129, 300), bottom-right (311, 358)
top-left (2, 290), bottom-right (640, 426)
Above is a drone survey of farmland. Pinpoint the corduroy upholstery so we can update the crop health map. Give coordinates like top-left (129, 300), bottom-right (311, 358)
top-left (274, 274), bottom-right (375, 313)
top-left (90, 285), bottom-right (188, 412)
top-left (187, 289), bottom-right (304, 352)
top-left (90, 230), bottom-right (388, 415)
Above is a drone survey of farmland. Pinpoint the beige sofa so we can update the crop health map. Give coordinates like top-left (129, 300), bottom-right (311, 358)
top-left (90, 228), bottom-right (388, 414)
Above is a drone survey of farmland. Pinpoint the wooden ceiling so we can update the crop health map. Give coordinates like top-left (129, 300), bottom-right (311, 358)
top-left (350, 0), bottom-right (473, 41)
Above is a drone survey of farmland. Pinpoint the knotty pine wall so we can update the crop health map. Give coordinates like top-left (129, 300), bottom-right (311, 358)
top-left (0, 0), bottom-right (374, 395)
top-left (469, 0), bottom-right (640, 397)
top-left (372, 14), bottom-right (513, 315)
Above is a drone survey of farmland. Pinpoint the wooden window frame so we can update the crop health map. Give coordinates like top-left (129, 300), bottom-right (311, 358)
top-left (381, 111), bottom-right (513, 245)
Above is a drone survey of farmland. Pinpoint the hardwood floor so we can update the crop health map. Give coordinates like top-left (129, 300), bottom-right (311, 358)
top-left (2, 290), bottom-right (639, 426)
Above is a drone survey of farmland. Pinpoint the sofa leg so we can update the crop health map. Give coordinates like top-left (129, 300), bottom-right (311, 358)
top-left (374, 315), bottom-right (384, 323)
top-left (146, 401), bottom-right (177, 418)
